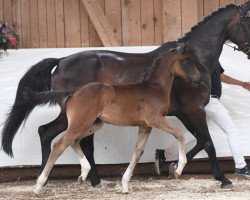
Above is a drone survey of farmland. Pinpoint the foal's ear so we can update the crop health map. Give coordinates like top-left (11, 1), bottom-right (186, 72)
top-left (175, 43), bottom-right (187, 54)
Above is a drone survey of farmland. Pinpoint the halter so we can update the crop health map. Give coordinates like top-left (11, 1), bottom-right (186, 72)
top-left (225, 4), bottom-right (250, 55)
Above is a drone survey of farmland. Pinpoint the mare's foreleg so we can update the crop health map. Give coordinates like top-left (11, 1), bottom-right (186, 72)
top-left (180, 111), bottom-right (232, 188)
top-left (175, 113), bottom-right (203, 163)
top-left (122, 126), bottom-right (152, 193)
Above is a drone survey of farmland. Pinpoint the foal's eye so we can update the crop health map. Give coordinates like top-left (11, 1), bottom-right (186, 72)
top-left (182, 58), bottom-right (191, 65)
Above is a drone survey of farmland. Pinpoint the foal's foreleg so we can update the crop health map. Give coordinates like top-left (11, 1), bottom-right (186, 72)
top-left (122, 126), bottom-right (152, 193)
top-left (148, 117), bottom-right (187, 177)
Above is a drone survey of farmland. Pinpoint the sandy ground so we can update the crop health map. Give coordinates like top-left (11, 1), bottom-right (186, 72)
top-left (0, 174), bottom-right (249, 200)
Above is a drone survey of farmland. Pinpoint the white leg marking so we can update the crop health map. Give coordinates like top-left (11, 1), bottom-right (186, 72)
top-left (79, 156), bottom-right (91, 181)
top-left (34, 172), bottom-right (47, 195)
top-left (122, 167), bottom-right (132, 193)
top-left (71, 141), bottom-right (91, 183)
top-left (121, 126), bottom-right (151, 194)
top-left (175, 137), bottom-right (187, 176)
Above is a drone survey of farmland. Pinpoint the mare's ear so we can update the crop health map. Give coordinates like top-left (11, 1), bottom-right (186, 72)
top-left (176, 43), bottom-right (187, 54)
top-left (242, 1), bottom-right (250, 16)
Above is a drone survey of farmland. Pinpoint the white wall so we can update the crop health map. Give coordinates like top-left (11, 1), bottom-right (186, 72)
top-left (0, 45), bottom-right (250, 167)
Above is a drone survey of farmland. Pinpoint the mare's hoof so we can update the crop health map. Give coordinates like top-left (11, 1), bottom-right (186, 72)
top-left (101, 179), bottom-right (116, 188)
top-left (95, 179), bottom-right (116, 188)
top-left (78, 176), bottom-right (83, 185)
top-left (221, 180), bottom-right (233, 189)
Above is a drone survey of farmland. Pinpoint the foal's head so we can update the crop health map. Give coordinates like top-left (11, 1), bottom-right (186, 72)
top-left (169, 43), bottom-right (203, 85)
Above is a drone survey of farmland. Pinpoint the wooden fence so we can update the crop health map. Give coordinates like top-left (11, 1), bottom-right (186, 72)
top-left (0, 0), bottom-right (247, 48)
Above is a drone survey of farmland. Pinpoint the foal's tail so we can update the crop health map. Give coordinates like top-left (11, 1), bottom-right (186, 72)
top-left (1, 58), bottom-right (60, 157)
top-left (23, 89), bottom-right (72, 108)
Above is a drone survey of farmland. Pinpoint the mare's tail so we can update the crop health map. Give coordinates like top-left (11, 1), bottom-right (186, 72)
top-left (1, 58), bottom-right (61, 157)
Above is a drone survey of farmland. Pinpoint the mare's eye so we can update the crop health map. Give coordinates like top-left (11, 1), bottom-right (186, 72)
top-left (244, 10), bottom-right (250, 18)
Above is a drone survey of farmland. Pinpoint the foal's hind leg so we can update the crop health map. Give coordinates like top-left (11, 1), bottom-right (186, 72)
top-left (147, 116), bottom-right (187, 178)
top-left (122, 126), bottom-right (152, 193)
top-left (77, 119), bottom-right (104, 185)
top-left (71, 141), bottom-right (91, 184)
top-left (34, 132), bottom-right (76, 195)
top-left (39, 113), bottom-right (104, 187)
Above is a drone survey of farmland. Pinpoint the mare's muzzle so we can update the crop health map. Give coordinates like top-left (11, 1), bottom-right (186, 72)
top-left (243, 47), bottom-right (250, 59)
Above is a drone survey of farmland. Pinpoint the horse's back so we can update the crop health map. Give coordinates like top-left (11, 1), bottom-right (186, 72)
top-left (51, 50), bottom-right (155, 90)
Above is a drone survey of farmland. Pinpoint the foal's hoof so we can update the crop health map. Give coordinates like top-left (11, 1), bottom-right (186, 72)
top-left (122, 189), bottom-right (129, 194)
top-left (174, 171), bottom-right (181, 179)
top-left (78, 175), bottom-right (84, 185)
top-left (32, 191), bottom-right (40, 197)
top-left (168, 163), bottom-right (177, 179)
top-left (221, 179), bottom-right (233, 189)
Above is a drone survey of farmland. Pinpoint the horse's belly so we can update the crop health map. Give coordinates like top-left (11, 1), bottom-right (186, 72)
top-left (100, 104), bottom-right (146, 126)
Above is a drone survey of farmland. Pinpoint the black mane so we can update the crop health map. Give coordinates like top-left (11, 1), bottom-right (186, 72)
top-left (179, 4), bottom-right (238, 41)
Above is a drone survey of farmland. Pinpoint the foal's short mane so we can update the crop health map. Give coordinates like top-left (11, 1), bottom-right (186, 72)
top-left (142, 42), bottom-right (179, 82)
top-left (179, 4), bottom-right (238, 41)
top-left (141, 53), bottom-right (165, 81)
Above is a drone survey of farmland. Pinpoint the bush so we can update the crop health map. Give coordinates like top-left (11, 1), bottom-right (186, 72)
top-left (0, 22), bottom-right (20, 51)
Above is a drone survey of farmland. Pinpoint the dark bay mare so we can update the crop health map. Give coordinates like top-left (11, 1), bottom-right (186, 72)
top-left (24, 43), bottom-right (202, 195)
top-left (2, 3), bottom-right (250, 188)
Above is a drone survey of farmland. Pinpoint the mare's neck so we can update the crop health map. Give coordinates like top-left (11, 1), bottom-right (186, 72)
top-left (181, 7), bottom-right (239, 74)
top-left (155, 6), bottom-right (239, 74)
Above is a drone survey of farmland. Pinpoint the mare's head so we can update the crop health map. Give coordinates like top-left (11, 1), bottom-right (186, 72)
top-left (170, 43), bottom-right (202, 85)
top-left (227, 2), bottom-right (250, 57)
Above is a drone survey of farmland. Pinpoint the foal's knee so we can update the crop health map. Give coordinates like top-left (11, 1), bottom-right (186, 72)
top-left (51, 138), bottom-right (67, 156)
top-left (135, 148), bottom-right (144, 162)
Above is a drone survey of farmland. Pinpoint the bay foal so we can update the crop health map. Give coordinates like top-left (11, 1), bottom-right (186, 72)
top-left (25, 43), bottom-right (202, 195)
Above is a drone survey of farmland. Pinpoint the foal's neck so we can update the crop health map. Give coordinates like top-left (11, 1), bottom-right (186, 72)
top-left (144, 54), bottom-right (176, 89)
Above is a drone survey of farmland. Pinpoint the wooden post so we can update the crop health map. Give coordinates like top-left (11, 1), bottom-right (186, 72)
top-left (162, 0), bottom-right (182, 42)
top-left (81, 0), bottom-right (119, 46)
top-left (181, 0), bottom-right (199, 36)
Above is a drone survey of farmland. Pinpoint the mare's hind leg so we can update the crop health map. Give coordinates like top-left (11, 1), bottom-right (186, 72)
top-left (122, 126), bottom-right (152, 193)
top-left (38, 112), bottom-right (67, 172)
top-left (147, 116), bottom-right (187, 178)
top-left (34, 132), bottom-right (79, 195)
top-left (179, 111), bottom-right (232, 188)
